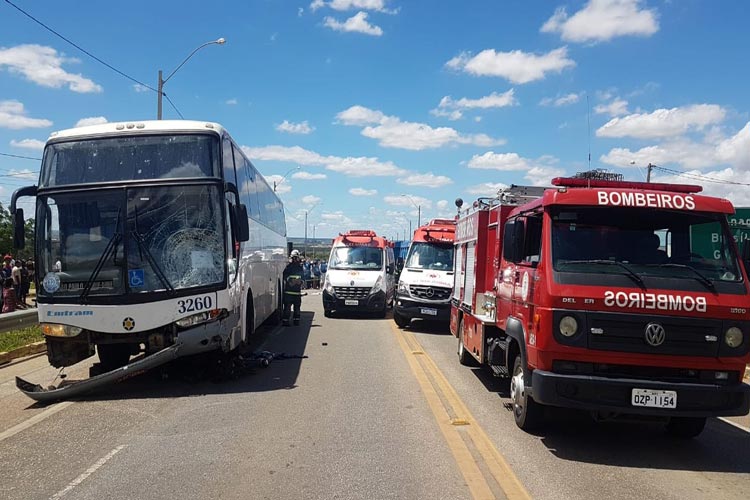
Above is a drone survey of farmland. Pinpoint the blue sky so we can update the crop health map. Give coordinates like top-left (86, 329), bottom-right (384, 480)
top-left (2, 0), bottom-right (750, 238)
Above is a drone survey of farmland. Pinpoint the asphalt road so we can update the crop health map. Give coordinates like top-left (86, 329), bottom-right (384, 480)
top-left (0, 295), bottom-right (749, 500)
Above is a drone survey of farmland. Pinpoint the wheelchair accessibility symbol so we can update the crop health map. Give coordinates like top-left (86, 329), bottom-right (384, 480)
top-left (129, 269), bottom-right (145, 288)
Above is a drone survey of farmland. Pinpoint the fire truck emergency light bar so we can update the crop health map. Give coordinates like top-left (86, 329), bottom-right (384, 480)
top-left (551, 177), bottom-right (703, 194)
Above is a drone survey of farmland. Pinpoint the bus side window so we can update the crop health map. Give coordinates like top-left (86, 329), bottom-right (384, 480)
top-left (222, 137), bottom-right (237, 186)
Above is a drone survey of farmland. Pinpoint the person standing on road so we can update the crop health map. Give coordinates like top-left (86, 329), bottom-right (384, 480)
top-left (11, 260), bottom-right (22, 307)
top-left (302, 258), bottom-right (311, 290)
top-left (320, 260), bottom-right (327, 287)
top-left (311, 260), bottom-right (321, 289)
top-left (282, 250), bottom-right (304, 326)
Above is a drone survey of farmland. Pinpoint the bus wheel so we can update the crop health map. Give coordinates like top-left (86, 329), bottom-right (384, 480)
top-left (510, 354), bottom-right (543, 431)
top-left (665, 417), bottom-right (706, 438)
top-left (98, 344), bottom-right (131, 370)
top-left (457, 318), bottom-right (478, 366)
top-left (270, 282), bottom-right (283, 325)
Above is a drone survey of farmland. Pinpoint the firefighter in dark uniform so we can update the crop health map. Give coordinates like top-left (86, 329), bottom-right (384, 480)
top-left (283, 250), bottom-right (304, 325)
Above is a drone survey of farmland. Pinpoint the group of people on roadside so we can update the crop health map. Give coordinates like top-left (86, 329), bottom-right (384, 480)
top-left (301, 258), bottom-right (327, 290)
top-left (1, 254), bottom-right (34, 313)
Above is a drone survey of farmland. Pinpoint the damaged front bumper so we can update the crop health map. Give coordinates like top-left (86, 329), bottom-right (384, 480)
top-left (16, 317), bottom-right (233, 403)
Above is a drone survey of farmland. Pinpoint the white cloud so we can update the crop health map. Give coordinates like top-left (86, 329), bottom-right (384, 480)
top-left (75, 116), bottom-right (108, 128)
top-left (133, 84), bottom-right (150, 93)
top-left (292, 171), bottom-right (327, 180)
top-left (594, 98), bottom-right (629, 117)
top-left (0, 44), bottom-right (102, 93)
top-left (264, 174), bottom-right (292, 194)
top-left (541, 0), bottom-right (659, 43)
top-left (445, 47), bottom-right (575, 84)
top-left (432, 90), bottom-right (517, 119)
top-left (397, 172), bottom-right (453, 188)
top-left (226, 98), bottom-right (238, 105)
top-left (596, 104), bottom-right (726, 139)
top-left (349, 187), bottom-right (378, 196)
top-left (651, 168), bottom-right (750, 206)
top-left (466, 182), bottom-right (508, 196)
top-left (298, 7), bottom-right (305, 16)
top-left (0, 100), bottom-right (52, 129)
top-left (6, 168), bottom-right (37, 180)
top-left (525, 166), bottom-right (565, 186)
top-left (467, 151), bottom-right (531, 171)
top-left (384, 194), bottom-right (432, 209)
top-left (336, 105), bottom-right (505, 150)
top-left (436, 200), bottom-right (450, 210)
top-left (312, 0), bottom-right (394, 12)
top-left (9, 138), bottom-right (45, 150)
top-left (276, 120), bottom-right (315, 134)
top-left (301, 195), bottom-right (321, 205)
top-left (716, 122), bottom-right (750, 168)
top-left (242, 144), bottom-right (407, 177)
top-left (540, 92), bottom-right (580, 107)
top-left (324, 11), bottom-right (383, 36)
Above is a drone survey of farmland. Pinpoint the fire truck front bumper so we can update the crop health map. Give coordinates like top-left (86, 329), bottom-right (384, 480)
top-left (531, 370), bottom-right (750, 417)
top-left (394, 296), bottom-right (451, 322)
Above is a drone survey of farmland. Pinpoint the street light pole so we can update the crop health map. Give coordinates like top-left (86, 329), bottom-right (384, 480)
top-left (303, 203), bottom-right (321, 258)
top-left (274, 166), bottom-right (301, 192)
top-left (157, 38), bottom-right (226, 120)
top-left (401, 194), bottom-right (421, 228)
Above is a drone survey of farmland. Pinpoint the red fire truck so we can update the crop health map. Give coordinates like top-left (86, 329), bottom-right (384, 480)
top-left (451, 178), bottom-right (750, 437)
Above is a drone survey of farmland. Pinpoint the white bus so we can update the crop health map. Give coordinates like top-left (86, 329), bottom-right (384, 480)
top-left (12, 120), bottom-right (286, 399)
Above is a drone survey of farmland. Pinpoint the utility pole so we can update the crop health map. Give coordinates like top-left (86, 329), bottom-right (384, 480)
top-left (304, 210), bottom-right (308, 258)
top-left (418, 205), bottom-right (421, 227)
top-left (157, 70), bottom-right (163, 120)
top-left (646, 163), bottom-right (655, 183)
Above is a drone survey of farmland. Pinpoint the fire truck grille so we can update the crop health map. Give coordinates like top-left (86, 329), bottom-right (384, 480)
top-left (586, 312), bottom-right (722, 357)
top-left (409, 285), bottom-right (451, 301)
top-left (334, 286), bottom-right (371, 299)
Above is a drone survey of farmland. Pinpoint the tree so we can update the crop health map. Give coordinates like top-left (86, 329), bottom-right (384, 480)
top-left (0, 202), bottom-right (35, 260)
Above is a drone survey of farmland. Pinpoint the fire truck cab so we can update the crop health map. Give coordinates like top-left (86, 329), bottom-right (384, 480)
top-left (451, 179), bottom-right (750, 437)
top-left (394, 219), bottom-right (456, 328)
top-left (323, 230), bottom-right (396, 317)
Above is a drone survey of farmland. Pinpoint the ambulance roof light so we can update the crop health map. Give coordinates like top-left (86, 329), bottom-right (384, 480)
top-left (551, 177), bottom-right (703, 194)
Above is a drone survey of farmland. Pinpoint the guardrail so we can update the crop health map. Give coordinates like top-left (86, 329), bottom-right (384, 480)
top-left (0, 310), bottom-right (38, 334)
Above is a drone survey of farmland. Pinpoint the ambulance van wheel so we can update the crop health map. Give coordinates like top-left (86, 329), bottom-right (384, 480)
top-left (665, 417), bottom-right (706, 438)
top-left (393, 312), bottom-right (409, 328)
top-left (457, 318), bottom-right (478, 367)
top-left (510, 354), bottom-right (543, 431)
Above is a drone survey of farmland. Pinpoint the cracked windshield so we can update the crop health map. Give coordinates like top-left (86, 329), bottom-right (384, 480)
top-left (1, 2), bottom-right (749, 500)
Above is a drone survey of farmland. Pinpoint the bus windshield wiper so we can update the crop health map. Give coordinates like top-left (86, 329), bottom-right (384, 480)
top-left (560, 259), bottom-right (646, 289)
top-left (646, 263), bottom-right (716, 292)
top-left (130, 206), bottom-right (175, 294)
top-left (80, 208), bottom-right (122, 304)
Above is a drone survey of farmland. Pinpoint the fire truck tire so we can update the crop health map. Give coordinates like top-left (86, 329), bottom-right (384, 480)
top-left (665, 417), bottom-right (706, 438)
top-left (393, 312), bottom-right (409, 328)
top-left (510, 354), bottom-right (543, 431)
top-left (97, 344), bottom-right (132, 370)
top-left (457, 318), bottom-right (478, 366)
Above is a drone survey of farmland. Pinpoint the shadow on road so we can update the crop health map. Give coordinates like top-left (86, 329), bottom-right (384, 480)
top-left (30, 312), bottom-right (316, 404)
top-left (399, 318), bottom-right (452, 336)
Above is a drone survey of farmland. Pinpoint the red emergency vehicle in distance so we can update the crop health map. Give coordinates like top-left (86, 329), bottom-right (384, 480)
top-left (323, 230), bottom-right (396, 317)
top-left (394, 219), bottom-right (456, 328)
top-left (451, 178), bottom-right (750, 437)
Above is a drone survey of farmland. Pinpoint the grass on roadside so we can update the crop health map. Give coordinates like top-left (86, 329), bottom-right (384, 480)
top-left (0, 325), bottom-right (43, 353)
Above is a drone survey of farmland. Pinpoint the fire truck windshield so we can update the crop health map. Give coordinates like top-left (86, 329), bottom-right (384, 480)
top-left (551, 207), bottom-right (741, 284)
top-left (405, 242), bottom-right (454, 270)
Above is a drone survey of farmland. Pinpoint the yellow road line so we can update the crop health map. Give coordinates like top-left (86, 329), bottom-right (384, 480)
top-left (391, 322), bottom-right (532, 500)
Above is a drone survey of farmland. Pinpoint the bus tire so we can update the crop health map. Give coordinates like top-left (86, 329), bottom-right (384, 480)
top-left (97, 344), bottom-right (131, 370)
top-left (510, 354), bottom-right (543, 431)
top-left (665, 417), bottom-right (706, 438)
top-left (458, 317), bottom-right (478, 366)
top-left (270, 281), bottom-right (283, 325)
top-left (244, 295), bottom-right (254, 344)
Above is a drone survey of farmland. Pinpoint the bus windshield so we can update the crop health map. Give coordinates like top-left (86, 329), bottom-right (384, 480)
top-left (551, 207), bottom-right (741, 283)
top-left (405, 242), bottom-right (454, 270)
top-left (329, 246), bottom-right (383, 270)
top-left (36, 184), bottom-right (225, 299)
top-left (41, 134), bottom-right (220, 187)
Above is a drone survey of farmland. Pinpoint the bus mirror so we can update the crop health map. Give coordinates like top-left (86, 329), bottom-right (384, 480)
top-left (235, 204), bottom-right (250, 242)
top-left (13, 208), bottom-right (25, 249)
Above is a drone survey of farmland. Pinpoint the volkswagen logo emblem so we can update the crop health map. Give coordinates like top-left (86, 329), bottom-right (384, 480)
top-left (644, 322), bottom-right (666, 347)
top-left (425, 287), bottom-right (435, 298)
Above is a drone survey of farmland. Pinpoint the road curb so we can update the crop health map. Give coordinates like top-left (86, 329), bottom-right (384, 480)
top-left (0, 341), bottom-right (46, 366)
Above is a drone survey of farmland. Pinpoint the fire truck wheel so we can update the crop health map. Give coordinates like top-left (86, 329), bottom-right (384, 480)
top-left (393, 312), bottom-right (409, 328)
top-left (457, 318), bottom-right (478, 366)
top-left (510, 355), bottom-right (543, 430)
top-left (665, 417), bottom-right (706, 438)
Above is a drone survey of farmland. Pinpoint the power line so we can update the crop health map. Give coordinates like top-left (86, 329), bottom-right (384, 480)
top-left (164, 94), bottom-right (184, 119)
top-left (654, 165), bottom-right (750, 187)
top-left (0, 152), bottom-right (41, 161)
top-left (3, 0), bottom-right (158, 93)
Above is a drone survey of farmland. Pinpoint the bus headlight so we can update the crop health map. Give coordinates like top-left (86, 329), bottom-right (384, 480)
top-left (175, 309), bottom-right (225, 329)
top-left (724, 327), bottom-right (743, 348)
top-left (559, 316), bottom-right (578, 337)
top-left (41, 323), bottom-right (83, 337)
